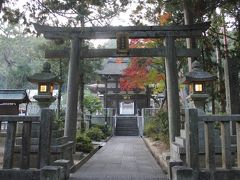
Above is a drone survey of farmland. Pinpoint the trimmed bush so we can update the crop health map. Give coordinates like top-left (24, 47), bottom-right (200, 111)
top-left (92, 124), bottom-right (112, 137)
top-left (85, 127), bottom-right (105, 141)
top-left (76, 133), bottom-right (91, 144)
top-left (76, 133), bottom-right (93, 153)
top-left (144, 109), bottom-right (169, 145)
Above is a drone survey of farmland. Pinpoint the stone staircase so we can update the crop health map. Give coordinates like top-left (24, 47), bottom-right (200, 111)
top-left (171, 129), bottom-right (186, 161)
top-left (115, 116), bottom-right (139, 136)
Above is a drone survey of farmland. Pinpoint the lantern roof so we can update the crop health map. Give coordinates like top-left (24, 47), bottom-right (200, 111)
top-left (27, 62), bottom-right (60, 83)
top-left (183, 61), bottom-right (217, 84)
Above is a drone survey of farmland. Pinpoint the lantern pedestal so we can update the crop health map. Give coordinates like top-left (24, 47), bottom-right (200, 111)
top-left (187, 93), bottom-right (209, 112)
top-left (33, 95), bottom-right (56, 108)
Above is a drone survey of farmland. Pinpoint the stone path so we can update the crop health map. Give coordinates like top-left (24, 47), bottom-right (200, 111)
top-left (70, 136), bottom-right (168, 180)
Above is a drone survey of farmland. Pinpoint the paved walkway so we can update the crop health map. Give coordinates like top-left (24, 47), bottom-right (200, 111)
top-left (70, 136), bottom-right (168, 180)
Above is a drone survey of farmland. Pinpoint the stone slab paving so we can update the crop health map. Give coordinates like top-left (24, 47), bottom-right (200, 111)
top-left (70, 136), bottom-right (168, 180)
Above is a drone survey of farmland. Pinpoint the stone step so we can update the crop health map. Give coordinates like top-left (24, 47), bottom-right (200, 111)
top-left (117, 120), bottom-right (137, 123)
top-left (116, 124), bottom-right (138, 127)
top-left (175, 136), bottom-right (186, 147)
top-left (116, 121), bottom-right (137, 125)
top-left (116, 120), bottom-right (137, 123)
top-left (116, 121), bottom-right (137, 124)
top-left (180, 129), bottom-right (186, 139)
top-left (116, 128), bottom-right (138, 132)
top-left (116, 127), bottom-right (138, 130)
top-left (117, 118), bottom-right (137, 120)
top-left (115, 131), bottom-right (139, 136)
top-left (116, 125), bottom-right (138, 128)
top-left (171, 142), bottom-right (185, 154)
top-left (162, 151), bottom-right (171, 161)
top-left (116, 117), bottom-right (137, 119)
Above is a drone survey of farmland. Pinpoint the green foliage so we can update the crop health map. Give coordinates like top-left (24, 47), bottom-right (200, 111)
top-left (85, 127), bottom-right (105, 141)
top-left (144, 110), bottom-right (169, 145)
top-left (52, 109), bottom-right (65, 130)
top-left (76, 132), bottom-right (91, 144)
top-left (92, 124), bottom-right (112, 137)
top-left (83, 93), bottom-right (102, 115)
top-left (76, 132), bottom-right (94, 153)
top-left (0, 25), bottom-right (46, 89)
top-left (1, 1), bottom-right (129, 28)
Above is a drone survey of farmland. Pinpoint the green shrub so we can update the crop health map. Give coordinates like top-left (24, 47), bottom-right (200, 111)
top-left (76, 133), bottom-right (93, 153)
top-left (85, 127), bottom-right (105, 141)
top-left (144, 110), bottom-right (169, 145)
top-left (92, 124), bottom-right (112, 137)
top-left (76, 132), bottom-right (91, 144)
top-left (144, 120), bottom-right (160, 140)
top-left (52, 110), bottom-right (65, 130)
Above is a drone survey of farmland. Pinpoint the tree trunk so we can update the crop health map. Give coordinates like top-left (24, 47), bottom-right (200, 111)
top-left (57, 59), bottom-right (63, 119)
top-left (222, 12), bottom-right (240, 135)
top-left (215, 40), bottom-right (226, 113)
top-left (78, 16), bottom-right (85, 132)
top-left (78, 71), bottom-right (85, 132)
top-left (146, 86), bottom-right (151, 107)
top-left (183, 0), bottom-right (197, 71)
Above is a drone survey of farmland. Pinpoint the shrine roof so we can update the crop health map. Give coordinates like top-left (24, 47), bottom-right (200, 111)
top-left (0, 89), bottom-right (30, 104)
top-left (97, 58), bottom-right (129, 75)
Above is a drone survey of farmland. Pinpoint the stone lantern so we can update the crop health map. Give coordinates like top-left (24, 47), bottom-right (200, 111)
top-left (27, 62), bottom-right (59, 108)
top-left (183, 61), bottom-right (217, 111)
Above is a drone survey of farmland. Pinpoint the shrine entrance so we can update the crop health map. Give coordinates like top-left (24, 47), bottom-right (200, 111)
top-left (119, 100), bottom-right (135, 115)
top-left (34, 22), bottom-right (209, 145)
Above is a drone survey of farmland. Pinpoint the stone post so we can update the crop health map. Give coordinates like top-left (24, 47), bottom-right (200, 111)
top-left (185, 108), bottom-right (199, 180)
top-left (64, 37), bottom-right (81, 147)
top-left (165, 36), bottom-right (181, 143)
top-left (39, 109), bottom-right (53, 168)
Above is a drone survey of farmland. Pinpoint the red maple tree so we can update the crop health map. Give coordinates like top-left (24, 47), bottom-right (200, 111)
top-left (119, 39), bottom-right (165, 91)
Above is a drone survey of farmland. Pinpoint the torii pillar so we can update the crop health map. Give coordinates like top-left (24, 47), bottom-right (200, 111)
top-left (165, 36), bottom-right (180, 144)
top-left (64, 37), bottom-right (81, 146)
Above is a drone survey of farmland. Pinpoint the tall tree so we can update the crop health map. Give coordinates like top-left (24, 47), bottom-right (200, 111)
top-left (0, 1), bottom-right (129, 28)
top-left (0, 24), bottom-right (46, 89)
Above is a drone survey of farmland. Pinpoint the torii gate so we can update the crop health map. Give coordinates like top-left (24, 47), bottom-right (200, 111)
top-left (34, 22), bottom-right (209, 146)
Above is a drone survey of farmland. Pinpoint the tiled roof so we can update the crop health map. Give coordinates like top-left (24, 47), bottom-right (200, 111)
top-left (0, 89), bottom-right (30, 104)
top-left (97, 58), bottom-right (129, 75)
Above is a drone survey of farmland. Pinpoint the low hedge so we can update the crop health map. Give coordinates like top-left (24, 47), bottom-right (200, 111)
top-left (76, 133), bottom-right (93, 153)
top-left (91, 124), bottom-right (112, 137)
top-left (85, 127), bottom-right (105, 141)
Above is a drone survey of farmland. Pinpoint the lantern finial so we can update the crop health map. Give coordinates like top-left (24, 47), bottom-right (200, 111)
top-left (192, 60), bottom-right (202, 71)
top-left (42, 62), bottom-right (51, 73)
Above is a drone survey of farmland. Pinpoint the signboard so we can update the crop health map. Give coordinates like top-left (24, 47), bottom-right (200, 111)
top-left (116, 32), bottom-right (129, 55)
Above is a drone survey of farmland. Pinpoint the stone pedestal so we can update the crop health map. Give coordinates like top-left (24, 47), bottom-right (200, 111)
top-left (33, 95), bottom-right (56, 109)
